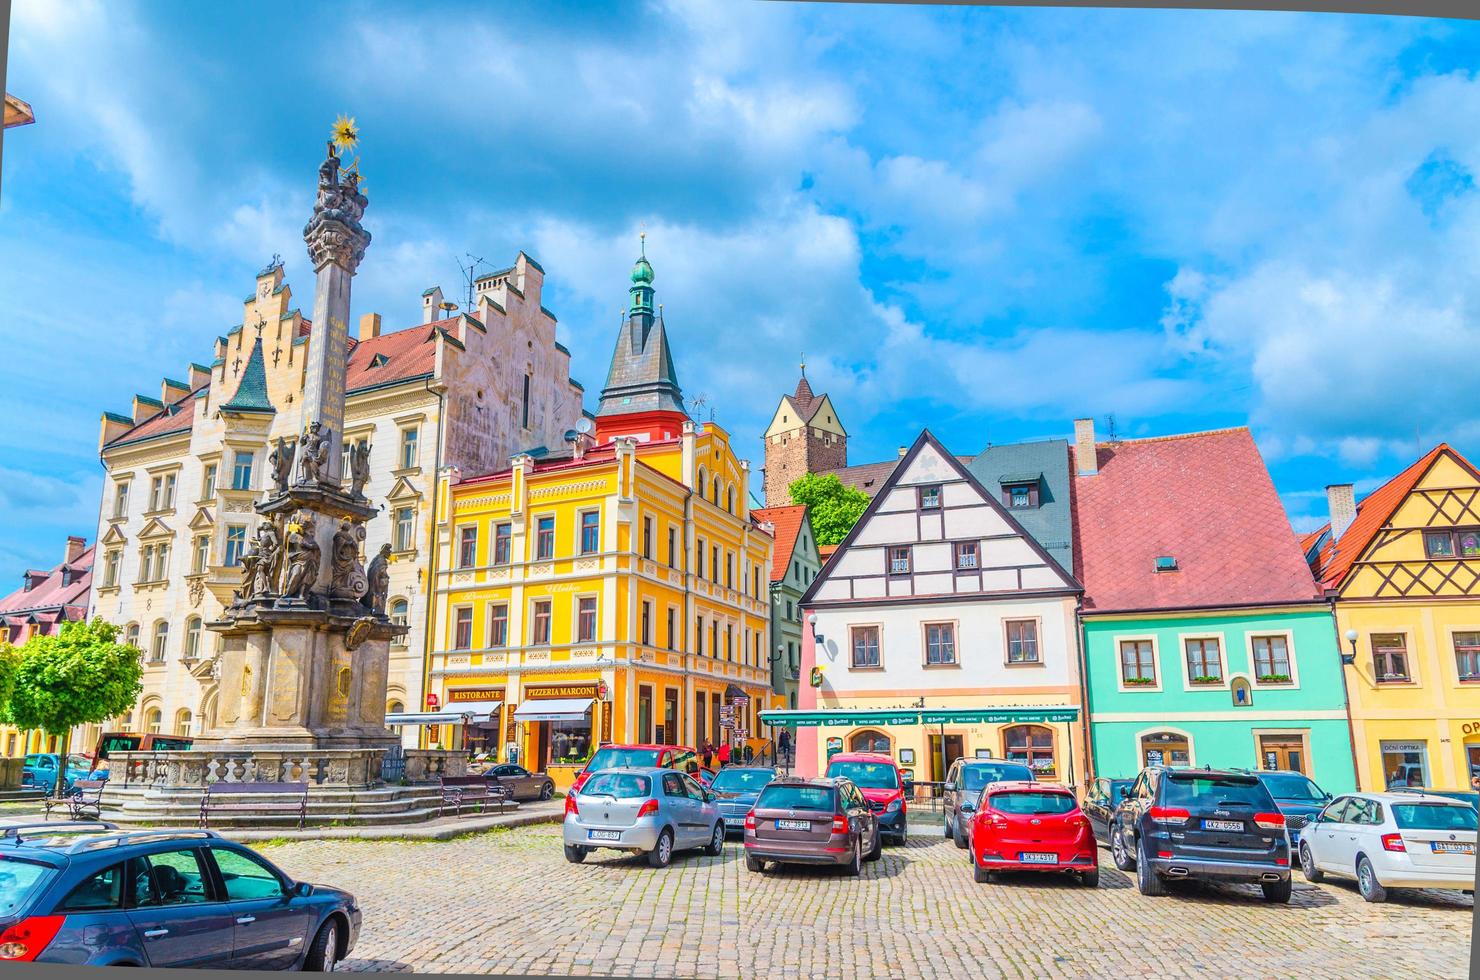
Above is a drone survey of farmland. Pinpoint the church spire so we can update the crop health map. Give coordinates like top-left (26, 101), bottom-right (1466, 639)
top-left (595, 239), bottom-right (687, 441)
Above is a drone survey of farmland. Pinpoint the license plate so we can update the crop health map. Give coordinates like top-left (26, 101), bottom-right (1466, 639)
top-left (1021, 852), bottom-right (1057, 864)
top-left (1432, 841), bottom-right (1475, 854)
top-left (587, 830), bottom-right (621, 841)
top-left (776, 819), bottom-right (810, 831)
top-left (1203, 819), bottom-right (1243, 832)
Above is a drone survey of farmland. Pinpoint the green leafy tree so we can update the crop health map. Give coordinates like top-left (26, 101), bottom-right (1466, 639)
top-left (4, 618), bottom-right (143, 797)
top-left (788, 473), bottom-right (869, 546)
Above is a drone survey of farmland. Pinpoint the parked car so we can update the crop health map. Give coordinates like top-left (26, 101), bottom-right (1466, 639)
top-left (1297, 790), bottom-right (1477, 903)
top-left (942, 759), bottom-right (1034, 848)
top-left (824, 752), bottom-right (909, 844)
top-left (562, 767), bottom-right (723, 868)
top-left (0, 822), bottom-right (359, 969)
top-left (743, 776), bottom-right (880, 876)
top-left (482, 764), bottom-right (556, 802)
top-left (1421, 789), bottom-right (1479, 810)
top-left (1244, 770), bottom-right (1331, 848)
top-left (967, 781), bottom-right (1098, 887)
top-left (20, 755), bottom-right (91, 795)
top-left (707, 766), bottom-right (777, 835)
top-left (1109, 766), bottom-right (1293, 903)
top-left (1083, 777), bottom-right (1134, 846)
top-left (89, 733), bottom-right (193, 775)
top-left (569, 744), bottom-right (697, 795)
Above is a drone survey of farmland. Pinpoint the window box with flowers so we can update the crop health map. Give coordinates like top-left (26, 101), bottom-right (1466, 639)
top-left (1189, 675), bottom-right (1223, 686)
top-left (1256, 673), bottom-right (1292, 685)
top-left (1123, 676), bottom-right (1157, 687)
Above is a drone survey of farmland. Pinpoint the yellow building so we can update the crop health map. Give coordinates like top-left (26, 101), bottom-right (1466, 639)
top-left (420, 247), bottom-right (775, 788)
top-left (1307, 444), bottom-right (1480, 791)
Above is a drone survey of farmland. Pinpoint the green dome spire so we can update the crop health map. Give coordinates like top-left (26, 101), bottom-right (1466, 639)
top-left (631, 231), bottom-right (654, 285)
top-left (629, 232), bottom-right (655, 315)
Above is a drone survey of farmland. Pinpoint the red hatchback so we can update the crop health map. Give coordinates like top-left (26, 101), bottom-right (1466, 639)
top-left (825, 752), bottom-right (909, 843)
top-left (570, 744), bottom-right (697, 794)
top-left (968, 781), bottom-right (1098, 886)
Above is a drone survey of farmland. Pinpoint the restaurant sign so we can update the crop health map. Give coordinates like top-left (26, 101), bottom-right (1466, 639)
top-left (524, 683), bottom-right (599, 700)
top-left (758, 707), bottom-right (1081, 728)
top-left (446, 688), bottom-right (506, 704)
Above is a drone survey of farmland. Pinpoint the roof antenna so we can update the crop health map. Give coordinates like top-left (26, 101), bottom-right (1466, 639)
top-left (1105, 413), bottom-right (1119, 443)
top-left (455, 252), bottom-right (488, 314)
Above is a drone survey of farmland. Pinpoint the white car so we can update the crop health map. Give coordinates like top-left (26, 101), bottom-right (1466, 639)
top-left (1297, 790), bottom-right (1477, 902)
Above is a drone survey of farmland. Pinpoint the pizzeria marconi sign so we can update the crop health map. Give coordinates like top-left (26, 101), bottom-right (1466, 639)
top-left (524, 684), bottom-right (599, 700)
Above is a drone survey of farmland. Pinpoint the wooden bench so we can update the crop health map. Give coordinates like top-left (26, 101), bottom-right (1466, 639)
top-left (439, 775), bottom-right (513, 816)
top-left (42, 779), bottom-right (109, 822)
top-left (199, 781), bottom-right (309, 829)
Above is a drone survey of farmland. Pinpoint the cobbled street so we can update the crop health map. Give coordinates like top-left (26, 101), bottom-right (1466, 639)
top-left (258, 825), bottom-right (1473, 978)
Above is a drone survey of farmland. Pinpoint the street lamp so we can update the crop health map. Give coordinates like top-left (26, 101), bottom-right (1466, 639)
top-left (807, 612), bottom-right (823, 648)
top-left (1342, 628), bottom-right (1359, 667)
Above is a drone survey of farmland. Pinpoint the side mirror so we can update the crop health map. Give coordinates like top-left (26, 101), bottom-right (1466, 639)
top-left (293, 881), bottom-right (313, 898)
top-left (902, 781), bottom-right (914, 794)
top-left (961, 801), bottom-right (976, 813)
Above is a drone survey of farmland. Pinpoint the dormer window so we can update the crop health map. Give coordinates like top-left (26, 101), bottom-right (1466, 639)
top-left (1004, 483), bottom-right (1037, 509)
top-left (918, 485), bottom-right (942, 510)
top-left (370, 353), bottom-right (390, 368)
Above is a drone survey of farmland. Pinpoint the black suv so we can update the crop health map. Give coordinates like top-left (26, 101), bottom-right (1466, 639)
top-left (1109, 766), bottom-right (1293, 902)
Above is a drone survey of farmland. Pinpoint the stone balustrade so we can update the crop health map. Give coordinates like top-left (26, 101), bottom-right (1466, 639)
top-left (107, 747), bottom-right (466, 790)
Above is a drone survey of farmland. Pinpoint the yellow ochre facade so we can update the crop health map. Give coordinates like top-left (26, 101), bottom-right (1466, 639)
top-left (1313, 445), bottom-right (1480, 792)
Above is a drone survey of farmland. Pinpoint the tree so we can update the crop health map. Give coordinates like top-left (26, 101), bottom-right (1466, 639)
top-left (4, 618), bottom-right (143, 797)
top-left (788, 473), bottom-right (869, 546)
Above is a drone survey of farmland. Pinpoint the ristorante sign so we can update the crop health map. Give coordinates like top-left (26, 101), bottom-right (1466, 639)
top-left (446, 688), bottom-right (506, 704)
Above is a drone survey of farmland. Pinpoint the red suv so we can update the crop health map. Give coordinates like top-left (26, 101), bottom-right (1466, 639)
top-left (570, 744), bottom-right (697, 794)
top-left (824, 752), bottom-right (910, 844)
top-left (968, 781), bottom-right (1098, 886)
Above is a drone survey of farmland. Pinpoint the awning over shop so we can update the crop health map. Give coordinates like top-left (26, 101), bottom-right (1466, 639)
top-left (757, 707), bottom-right (1080, 728)
top-left (513, 698), bottom-right (593, 723)
top-left (385, 710), bottom-right (498, 727)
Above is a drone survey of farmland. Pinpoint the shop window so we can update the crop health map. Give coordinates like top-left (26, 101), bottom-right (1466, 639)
top-left (1381, 741), bottom-right (1429, 789)
top-left (638, 686), bottom-right (654, 743)
top-left (851, 626), bottom-right (881, 668)
top-left (1372, 633), bottom-right (1410, 682)
top-left (1139, 731), bottom-right (1190, 768)
top-left (1184, 637), bottom-right (1223, 684)
top-left (549, 717), bottom-right (592, 766)
top-left (1250, 635), bottom-right (1292, 683)
top-left (1119, 639), bottom-right (1156, 686)
top-left (849, 729), bottom-right (890, 753)
top-left (1004, 725), bottom-right (1056, 777)
top-left (1455, 632), bottom-right (1480, 681)
top-left (1005, 620), bottom-right (1039, 664)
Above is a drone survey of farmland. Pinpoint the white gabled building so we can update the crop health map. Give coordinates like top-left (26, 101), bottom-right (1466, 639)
top-left (767, 430), bottom-right (1089, 791)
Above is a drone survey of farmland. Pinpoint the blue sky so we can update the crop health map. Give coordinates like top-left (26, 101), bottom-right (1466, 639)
top-left (3, 1), bottom-right (1480, 580)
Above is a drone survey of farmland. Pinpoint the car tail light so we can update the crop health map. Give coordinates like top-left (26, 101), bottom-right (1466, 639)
top-left (1148, 806), bottom-right (1190, 825)
top-left (0, 916), bottom-right (65, 962)
top-left (1157, 850), bottom-right (1173, 859)
top-left (637, 799), bottom-right (660, 818)
top-left (1070, 814), bottom-right (1092, 831)
top-left (1253, 812), bottom-right (1286, 831)
top-left (1381, 833), bottom-right (1407, 853)
top-left (832, 814), bottom-right (849, 834)
top-left (564, 794), bottom-right (579, 817)
top-left (744, 813), bottom-right (756, 831)
top-left (1275, 857), bottom-right (1289, 866)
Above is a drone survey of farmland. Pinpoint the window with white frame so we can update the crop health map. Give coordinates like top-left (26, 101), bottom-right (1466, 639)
top-left (457, 526), bottom-right (478, 568)
top-left (231, 451), bottom-right (253, 491)
top-left (103, 549), bottom-right (121, 587)
top-left (487, 603), bottom-right (508, 647)
top-left (1184, 637), bottom-right (1223, 684)
top-left (389, 598), bottom-right (409, 648)
top-left (851, 625), bottom-right (881, 668)
top-left (1251, 635), bottom-right (1292, 682)
top-left (112, 481), bottom-right (130, 519)
top-left (184, 617), bottom-right (202, 659)
top-left (394, 507), bottom-right (415, 552)
top-left (1005, 619), bottom-right (1039, 664)
top-left (453, 607), bottom-right (473, 650)
top-left (531, 600), bottom-right (552, 645)
top-left (399, 427), bottom-right (419, 470)
top-left (1456, 632), bottom-right (1480, 682)
top-left (150, 621), bottom-right (169, 663)
top-left (224, 525), bottom-right (247, 567)
top-left (1119, 639), bottom-right (1156, 685)
top-left (578, 596), bottom-right (598, 642)
top-left (924, 623), bottom-right (957, 666)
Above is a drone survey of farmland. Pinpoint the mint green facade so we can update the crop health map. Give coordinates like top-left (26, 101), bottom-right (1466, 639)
top-left (1084, 606), bottom-right (1358, 793)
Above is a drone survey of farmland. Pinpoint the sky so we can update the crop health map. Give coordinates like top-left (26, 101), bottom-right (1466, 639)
top-left (2, 1), bottom-right (1479, 581)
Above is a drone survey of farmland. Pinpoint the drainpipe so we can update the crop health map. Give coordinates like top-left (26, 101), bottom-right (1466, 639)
top-left (1326, 595), bottom-right (1364, 791)
top-left (417, 377), bottom-right (447, 753)
top-left (682, 484), bottom-right (694, 744)
top-left (1073, 596), bottom-right (1094, 797)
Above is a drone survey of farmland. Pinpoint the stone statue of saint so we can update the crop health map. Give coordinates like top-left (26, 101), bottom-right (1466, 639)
top-left (281, 514), bottom-right (321, 600)
top-left (363, 543), bottom-right (392, 615)
top-left (349, 440), bottom-right (372, 499)
top-left (268, 436), bottom-right (294, 494)
top-left (250, 521), bottom-right (281, 597)
top-left (296, 421), bottom-right (331, 486)
top-left (330, 520), bottom-right (369, 600)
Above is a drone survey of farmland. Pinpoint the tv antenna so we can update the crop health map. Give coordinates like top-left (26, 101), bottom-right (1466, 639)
top-left (455, 253), bottom-right (490, 313)
top-left (1105, 413), bottom-right (1119, 443)
top-left (689, 393), bottom-right (715, 423)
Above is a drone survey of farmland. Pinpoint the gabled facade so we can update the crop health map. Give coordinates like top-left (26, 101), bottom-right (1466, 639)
top-left (771, 430), bottom-right (1087, 788)
top-left (752, 504), bottom-right (822, 709)
top-left (761, 365), bottom-right (847, 504)
top-left (1306, 444), bottom-right (1480, 790)
top-left (1073, 420), bottom-right (1356, 792)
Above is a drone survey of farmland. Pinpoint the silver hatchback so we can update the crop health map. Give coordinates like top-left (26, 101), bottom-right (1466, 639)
top-left (562, 767), bottom-right (725, 868)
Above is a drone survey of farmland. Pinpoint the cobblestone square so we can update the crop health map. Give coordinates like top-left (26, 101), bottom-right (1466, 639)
top-left (258, 825), bottom-right (1474, 978)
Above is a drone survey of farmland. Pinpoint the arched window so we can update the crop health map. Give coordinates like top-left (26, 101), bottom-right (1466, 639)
top-left (144, 707), bottom-right (162, 734)
top-left (727, 487), bottom-right (736, 514)
top-left (849, 729), bottom-right (891, 753)
top-left (1003, 725), bottom-right (1056, 777)
top-left (174, 709), bottom-right (192, 736)
top-left (697, 468), bottom-right (708, 497)
top-left (184, 617), bottom-right (202, 659)
top-left (124, 622), bottom-right (140, 649)
top-left (150, 621), bottom-right (169, 663)
top-left (389, 598), bottom-right (409, 648)
top-left (387, 699), bottom-right (405, 715)
top-left (713, 481), bottom-right (722, 507)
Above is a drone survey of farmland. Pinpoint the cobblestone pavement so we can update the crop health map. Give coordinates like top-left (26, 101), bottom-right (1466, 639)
top-left (260, 825), bottom-right (1473, 978)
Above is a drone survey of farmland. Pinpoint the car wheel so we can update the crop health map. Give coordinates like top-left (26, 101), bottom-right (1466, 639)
top-left (1081, 868), bottom-right (1100, 888)
top-left (648, 829), bottom-right (674, 869)
top-left (896, 818), bottom-right (908, 847)
top-left (539, 782), bottom-right (554, 801)
top-left (1356, 856), bottom-right (1387, 903)
top-left (303, 917), bottom-right (340, 972)
top-left (1299, 842), bottom-right (1324, 883)
top-left (563, 844), bottom-right (588, 864)
top-left (1135, 839), bottom-right (1165, 897)
top-left (973, 862), bottom-right (990, 884)
top-left (1110, 826), bottom-right (1135, 871)
top-left (745, 853), bottom-right (765, 872)
top-left (705, 822), bottom-right (724, 857)
top-left (845, 837), bottom-right (862, 877)
top-left (866, 828), bottom-right (882, 862)
top-left (1261, 876), bottom-right (1292, 904)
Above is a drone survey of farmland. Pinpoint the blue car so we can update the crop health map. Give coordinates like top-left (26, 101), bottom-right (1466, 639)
top-left (707, 766), bottom-right (777, 835)
top-left (20, 755), bottom-right (91, 795)
top-left (0, 822), bottom-right (359, 969)
top-left (1246, 770), bottom-right (1331, 846)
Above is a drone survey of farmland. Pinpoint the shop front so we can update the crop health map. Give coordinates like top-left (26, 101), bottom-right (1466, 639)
top-left (515, 682), bottom-right (605, 791)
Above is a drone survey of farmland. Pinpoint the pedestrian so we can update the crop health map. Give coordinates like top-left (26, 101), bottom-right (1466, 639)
top-left (778, 728), bottom-right (791, 763)
top-left (701, 742), bottom-right (714, 769)
top-left (743, 743), bottom-right (754, 765)
top-left (718, 741), bottom-right (732, 767)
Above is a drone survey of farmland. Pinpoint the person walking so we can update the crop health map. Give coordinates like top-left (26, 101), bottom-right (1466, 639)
top-left (718, 741), bottom-right (732, 767)
top-left (701, 742), bottom-right (714, 769)
top-left (777, 729), bottom-right (792, 767)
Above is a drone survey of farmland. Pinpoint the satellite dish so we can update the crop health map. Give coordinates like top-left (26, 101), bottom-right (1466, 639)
top-left (575, 417), bottom-right (594, 435)
top-left (563, 430), bottom-right (579, 443)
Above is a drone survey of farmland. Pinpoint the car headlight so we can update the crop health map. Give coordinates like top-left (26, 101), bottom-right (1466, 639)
top-left (886, 799), bottom-right (902, 813)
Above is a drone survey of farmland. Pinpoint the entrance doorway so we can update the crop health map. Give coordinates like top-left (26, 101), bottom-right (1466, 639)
top-left (1139, 731), bottom-right (1191, 768)
top-left (1258, 734), bottom-right (1306, 774)
top-left (929, 734), bottom-right (964, 782)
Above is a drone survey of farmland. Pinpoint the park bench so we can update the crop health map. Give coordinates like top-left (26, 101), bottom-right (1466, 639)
top-left (199, 781), bottom-right (309, 829)
top-left (43, 779), bottom-right (108, 822)
top-left (439, 774), bottom-right (514, 816)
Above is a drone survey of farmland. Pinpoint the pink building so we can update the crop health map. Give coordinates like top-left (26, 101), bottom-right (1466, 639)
top-left (0, 536), bottom-right (93, 645)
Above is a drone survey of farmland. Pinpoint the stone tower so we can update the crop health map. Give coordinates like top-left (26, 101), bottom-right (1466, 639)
top-left (761, 360), bottom-right (847, 505)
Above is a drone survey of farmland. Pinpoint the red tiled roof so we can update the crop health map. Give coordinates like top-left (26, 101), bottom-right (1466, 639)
top-left (752, 505), bottom-right (808, 582)
top-left (818, 543), bottom-right (838, 562)
top-left (1304, 444), bottom-right (1467, 589)
top-left (1072, 428), bottom-right (1321, 613)
top-left (0, 544), bottom-right (93, 619)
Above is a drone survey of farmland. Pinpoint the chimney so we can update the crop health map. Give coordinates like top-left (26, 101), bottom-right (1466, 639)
top-left (897, 446), bottom-right (907, 459)
top-left (1327, 484), bottom-right (1356, 542)
top-left (1074, 418), bottom-right (1098, 476)
top-left (360, 312), bottom-right (382, 339)
top-left (422, 286), bottom-right (444, 325)
top-left (65, 536), bottom-right (86, 564)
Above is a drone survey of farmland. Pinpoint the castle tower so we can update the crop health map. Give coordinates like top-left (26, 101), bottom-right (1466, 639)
top-left (762, 358), bottom-right (847, 504)
top-left (593, 236), bottom-right (688, 444)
